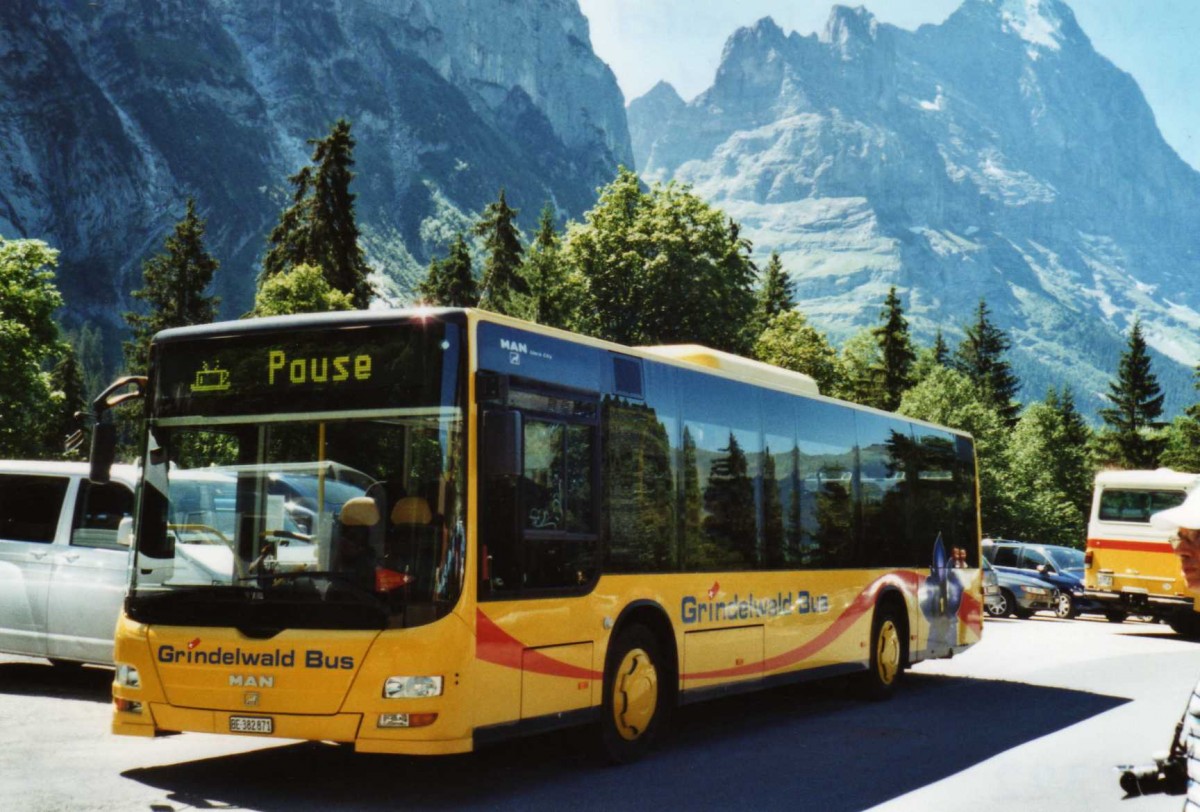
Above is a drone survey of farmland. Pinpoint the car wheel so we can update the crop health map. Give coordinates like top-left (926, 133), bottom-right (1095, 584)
top-left (1105, 609), bottom-right (1128, 624)
top-left (986, 590), bottom-right (1010, 618)
top-left (1054, 592), bottom-right (1077, 619)
top-left (599, 624), bottom-right (669, 764)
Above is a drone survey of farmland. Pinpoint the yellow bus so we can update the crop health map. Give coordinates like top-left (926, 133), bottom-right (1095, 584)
top-left (97, 307), bottom-right (982, 761)
top-left (1084, 469), bottom-right (1200, 632)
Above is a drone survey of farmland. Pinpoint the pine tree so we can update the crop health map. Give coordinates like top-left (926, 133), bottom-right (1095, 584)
top-left (932, 329), bottom-right (949, 366)
top-left (1047, 388), bottom-right (1094, 509)
top-left (419, 234), bottom-right (478, 307)
top-left (1099, 318), bottom-right (1166, 468)
top-left (48, 343), bottom-right (86, 459)
top-left (261, 119), bottom-right (372, 308)
top-left (871, 286), bottom-right (916, 411)
top-left (755, 250), bottom-right (794, 329)
top-left (475, 188), bottom-right (526, 314)
top-left (124, 197), bottom-right (220, 372)
top-left (522, 204), bottom-right (576, 328)
top-left (954, 299), bottom-right (1020, 425)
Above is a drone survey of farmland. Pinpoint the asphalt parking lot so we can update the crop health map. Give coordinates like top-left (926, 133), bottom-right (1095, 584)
top-left (1, 614), bottom-right (1197, 811)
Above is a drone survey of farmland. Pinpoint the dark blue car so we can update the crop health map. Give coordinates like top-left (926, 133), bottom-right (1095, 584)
top-left (983, 539), bottom-right (1100, 619)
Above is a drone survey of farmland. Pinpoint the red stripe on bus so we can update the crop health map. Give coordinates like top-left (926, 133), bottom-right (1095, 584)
top-left (1086, 538), bottom-right (1175, 554)
top-left (682, 571), bottom-right (922, 681)
top-left (475, 609), bottom-right (604, 680)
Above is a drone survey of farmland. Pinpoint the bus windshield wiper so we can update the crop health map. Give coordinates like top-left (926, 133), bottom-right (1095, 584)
top-left (238, 571), bottom-right (390, 620)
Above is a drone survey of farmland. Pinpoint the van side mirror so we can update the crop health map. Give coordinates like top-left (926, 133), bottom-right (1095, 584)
top-left (483, 410), bottom-right (523, 480)
top-left (89, 422), bottom-right (117, 485)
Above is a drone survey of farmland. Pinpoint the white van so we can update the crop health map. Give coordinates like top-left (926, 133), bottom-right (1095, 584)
top-left (0, 461), bottom-right (138, 666)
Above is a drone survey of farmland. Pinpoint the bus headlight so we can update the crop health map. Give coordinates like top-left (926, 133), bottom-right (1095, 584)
top-left (383, 676), bottom-right (443, 699)
top-left (116, 664), bottom-right (141, 689)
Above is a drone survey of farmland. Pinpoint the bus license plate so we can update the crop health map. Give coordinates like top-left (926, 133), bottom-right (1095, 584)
top-left (230, 716), bottom-right (273, 734)
top-left (1098, 573), bottom-right (1113, 588)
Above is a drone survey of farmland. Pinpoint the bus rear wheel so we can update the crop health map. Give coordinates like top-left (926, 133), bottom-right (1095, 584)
top-left (599, 624), bottom-right (669, 764)
top-left (854, 604), bottom-right (906, 701)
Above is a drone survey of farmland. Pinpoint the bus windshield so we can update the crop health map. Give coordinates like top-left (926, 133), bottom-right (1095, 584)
top-left (128, 318), bottom-right (465, 631)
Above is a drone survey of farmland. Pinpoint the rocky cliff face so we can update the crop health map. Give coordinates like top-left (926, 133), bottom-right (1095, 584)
top-left (630, 0), bottom-right (1200, 414)
top-left (0, 0), bottom-right (630, 340)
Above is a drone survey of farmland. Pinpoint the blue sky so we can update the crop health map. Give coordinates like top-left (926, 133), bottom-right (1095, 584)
top-left (577, 0), bottom-right (1200, 170)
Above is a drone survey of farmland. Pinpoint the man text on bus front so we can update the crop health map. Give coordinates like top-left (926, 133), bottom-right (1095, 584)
top-left (1151, 488), bottom-right (1200, 810)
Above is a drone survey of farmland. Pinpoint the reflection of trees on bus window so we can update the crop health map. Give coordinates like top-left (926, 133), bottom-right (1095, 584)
top-left (604, 397), bottom-right (675, 572)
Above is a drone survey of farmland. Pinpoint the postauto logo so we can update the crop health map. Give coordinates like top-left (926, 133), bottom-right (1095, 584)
top-left (680, 581), bottom-right (830, 625)
top-left (157, 639), bottom-right (354, 670)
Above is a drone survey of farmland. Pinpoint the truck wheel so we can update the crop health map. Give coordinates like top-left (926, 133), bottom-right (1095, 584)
top-left (1105, 609), bottom-right (1128, 624)
top-left (599, 624), bottom-right (670, 764)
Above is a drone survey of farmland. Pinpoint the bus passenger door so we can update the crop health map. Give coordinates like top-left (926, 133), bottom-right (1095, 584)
top-left (478, 381), bottom-right (601, 722)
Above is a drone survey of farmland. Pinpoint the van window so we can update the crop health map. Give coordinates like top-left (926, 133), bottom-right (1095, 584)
top-left (0, 474), bottom-right (69, 543)
top-left (1098, 489), bottom-right (1187, 523)
top-left (71, 481), bottom-right (136, 550)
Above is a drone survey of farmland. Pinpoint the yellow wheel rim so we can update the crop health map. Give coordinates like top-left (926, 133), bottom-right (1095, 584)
top-left (612, 647), bottom-right (658, 741)
top-left (876, 620), bottom-right (901, 685)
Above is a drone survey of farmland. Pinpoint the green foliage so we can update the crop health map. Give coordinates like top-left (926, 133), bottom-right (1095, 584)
top-left (561, 168), bottom-right (756, 354)
top-left (954, 299), bottom-right (1020, 425)
top-left (419, 233), bottom-right (479, 307)
top-left (871, 286), bottom-right (916, 411)
top-left (475, 189), bottom-right (527, 314)
top-left (754, 250), bottom-right (794, 330)
top-left (753, 310), bottom-right (840, 394)
top-left (520, 204), bottom-right (583, 329)
top-left (1005, 390), bottom-right (1096, 547)
top-left (1159, 363), bottom-right (1200, 472)
top-left (124, 197), bottom-right (220, 373)
top-left (261, 119), bottom-right (372, 308)
top-left (1161, 415), bottom-right (1200, 472)
top-left (834, 329), bottom-right (884, 408)
top-left (250, 263), bottom-right (355, 316)
top-left (0, 237), bottom-right (65, 458)
top-left (1097, 318), bottom-right (1166, 469)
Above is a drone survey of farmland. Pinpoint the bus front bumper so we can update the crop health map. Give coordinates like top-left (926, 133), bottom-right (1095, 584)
top-left (1083, 588), bottom-right (1193, 617)
top-left (114, 703), bottom-right (474, 755)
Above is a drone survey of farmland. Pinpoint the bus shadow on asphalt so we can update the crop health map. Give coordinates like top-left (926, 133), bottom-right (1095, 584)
top-left (123, 672), bottom-right (1127, 811)
top-left (0, 661), bottom-right (112, 704)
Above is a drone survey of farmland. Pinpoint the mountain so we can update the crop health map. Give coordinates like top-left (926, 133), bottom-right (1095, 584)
top-left (0, 0), bottom-right (630, 354)
top-left (629, 0), bottom-right (1200, 415)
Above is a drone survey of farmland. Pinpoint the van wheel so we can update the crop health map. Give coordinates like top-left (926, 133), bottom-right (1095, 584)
top-left (599, 624), bottom-right (669, 764)
top-left (853, 604), bottom-right (906, 701)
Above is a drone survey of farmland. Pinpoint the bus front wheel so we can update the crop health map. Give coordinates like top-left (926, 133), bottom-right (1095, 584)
top-left (599, 624), bottom-right (668, 764)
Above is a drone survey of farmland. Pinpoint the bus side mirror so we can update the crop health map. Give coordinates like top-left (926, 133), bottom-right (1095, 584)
top-left (483, 410), bottom-right (523, 480)
top-left (90, 422), bottom-right (117, 485)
